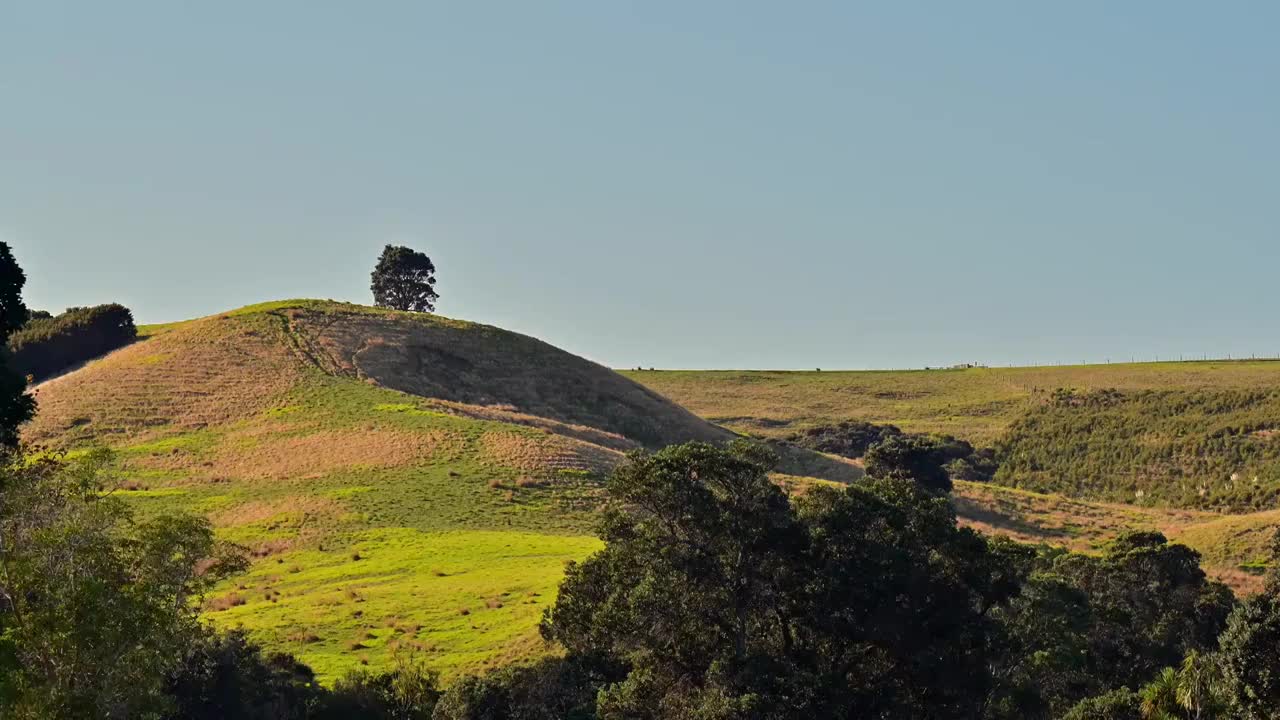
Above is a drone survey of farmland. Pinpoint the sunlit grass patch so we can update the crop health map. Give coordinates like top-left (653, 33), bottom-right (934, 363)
top-left (206, 528), bottom-right (601, 683)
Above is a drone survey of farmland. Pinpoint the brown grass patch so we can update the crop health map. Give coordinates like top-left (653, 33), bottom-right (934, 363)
top-left (249, 538), bottom-right (296, 558)
top-left (951, 479), bottom-right (1276, 595)
top-left (206, 593), bottom-right (247, 612)
top-left (26, 314), bottom-right (302, 445)
top-left (208, 428), bottom-right (456, 481)
top-left (480, 431), bottom-right (620, 475)
top-left (212, 495), bottom-right (343, 527)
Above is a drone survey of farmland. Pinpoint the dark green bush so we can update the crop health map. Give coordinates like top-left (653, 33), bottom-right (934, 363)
top-left (9, 303), bottom-right (136, 381)
top-left (788, 419), bottom-right (904, 457)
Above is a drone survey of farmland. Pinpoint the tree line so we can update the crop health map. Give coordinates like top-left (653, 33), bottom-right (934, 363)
top-left (9, 303), bottom-right (138, 383)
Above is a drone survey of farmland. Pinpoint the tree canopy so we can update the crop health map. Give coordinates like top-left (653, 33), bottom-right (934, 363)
top-left (371, 245), bottom-right (439, 312)
top-left (542, 440), bottom-right (1016, 718)
top-left (0, 451), bottom-right (248, 717)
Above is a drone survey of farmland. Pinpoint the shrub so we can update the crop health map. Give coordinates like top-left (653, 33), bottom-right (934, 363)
top-left (787, 419), bottom-right (904, 458)
top-left (10, 303), bottom-right (136, 381)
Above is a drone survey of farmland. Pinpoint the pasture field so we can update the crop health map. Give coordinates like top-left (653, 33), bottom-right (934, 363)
top-left (627, 364), bottom-right (1280, 510)
top-left (76, 363), bottom-right (608, 680)
top-left (624, 362), bottom-right (1280, 444)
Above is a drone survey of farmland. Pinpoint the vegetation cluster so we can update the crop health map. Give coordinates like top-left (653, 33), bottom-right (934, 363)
top-left (996, 388), bottom-right (1280, 508)
top-left (9, 303), bottom-right (137, 382)
top-left (788, 419), bottom-right (999, 488)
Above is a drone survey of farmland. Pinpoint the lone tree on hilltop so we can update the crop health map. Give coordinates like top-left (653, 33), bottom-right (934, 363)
top-left (371, 244), bottom-right (438, 312)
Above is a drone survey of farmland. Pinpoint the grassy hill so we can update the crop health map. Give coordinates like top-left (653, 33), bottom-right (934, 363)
top-left (626, 364), bottom-right (1280, 510)
top-left (26, 300), bottom-right (735, 681)
top-left (26, 305), bottom-right (1280, 681)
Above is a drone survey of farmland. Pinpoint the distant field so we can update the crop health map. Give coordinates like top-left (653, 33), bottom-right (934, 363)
top-left (623, 363), bottom-right (1280, 444)
top-left (626, 364), bottom-right (1280, 510)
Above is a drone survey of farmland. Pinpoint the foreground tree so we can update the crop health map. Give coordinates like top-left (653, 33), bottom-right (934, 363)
top-left (1216, 533), bottom-right (1280, 719)
top-left (371, 245), bottom-right (439, 312)
top-left (432, 657), bottom-right (597, 720)
top-left (1053, 531), bottom-right (1233, 696)
top-left (1060, 689), bottom-right (1141, 720)
top-left (166, 630), bottom-right (323, 720)
top-left (542, 440), bottom-right (1015, 719)
top-left (984, 560), bottom-right (1095, 718)
top-left (0, 451), bottom-right (248, 718)
top-left (0, 243), bottom-right (28, 338)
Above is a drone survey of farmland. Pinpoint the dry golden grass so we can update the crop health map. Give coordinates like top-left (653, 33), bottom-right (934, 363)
top-left (214, 429), bottom-right (458, 481)
top-left (479, 431), bottom-right (622, 475)
top-left (126, 423), bottom-right (463, 483)
top-left (210, 495), bottom-right (346, 527)
top-left (952, 480), bottom-right (1215, 552)
top-left (28, 314), bottom-right (302, 444)
top-left (950, 479), bottom-right (1280, 594)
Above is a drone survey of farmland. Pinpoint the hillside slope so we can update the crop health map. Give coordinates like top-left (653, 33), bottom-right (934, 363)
top-left (24, 300), bottom-right (736, 680)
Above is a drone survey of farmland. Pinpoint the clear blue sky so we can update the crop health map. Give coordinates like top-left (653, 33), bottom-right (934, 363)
top-left (4, 2), bottom-right (1278, 369)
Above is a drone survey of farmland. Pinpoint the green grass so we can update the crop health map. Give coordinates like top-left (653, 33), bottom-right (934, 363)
top-left (204, 528), bottom-right (600, 683)
top-left (1170, 510), bottom-right (1280, 574)
top-left (103, 369), bottom-right (608, 680)
top-left (135, 321), bottom-right (183, 339)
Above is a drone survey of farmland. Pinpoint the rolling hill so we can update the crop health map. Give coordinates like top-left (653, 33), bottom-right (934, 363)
top-left (26, 299), bottom-right (737, 681)
top-left (24, 302), bottom-right (1280, 682)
